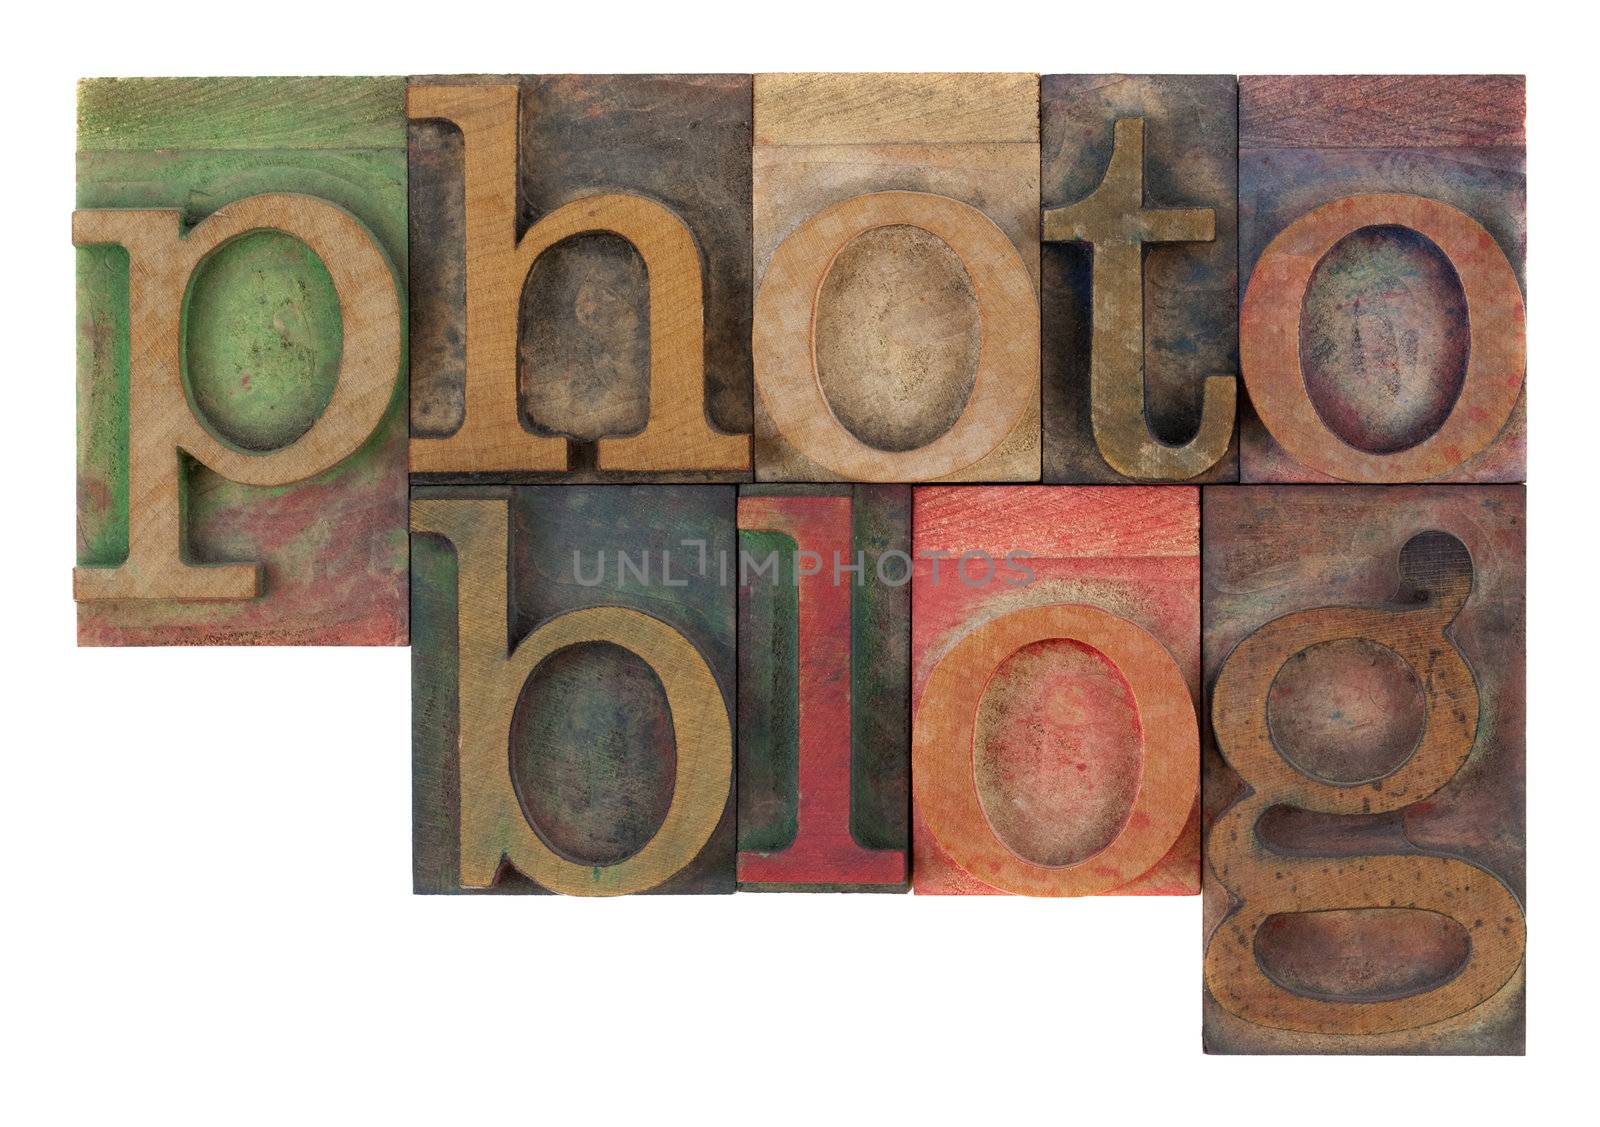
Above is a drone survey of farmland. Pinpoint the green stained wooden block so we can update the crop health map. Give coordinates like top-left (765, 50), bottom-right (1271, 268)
top-left (75, 77), bottom-right (409, 645)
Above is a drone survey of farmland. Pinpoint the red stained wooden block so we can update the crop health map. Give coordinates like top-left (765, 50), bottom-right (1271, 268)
top-left (737, 486), bottom-right (910, 891)
top-left (910, 486), bottom-right (1200, 896)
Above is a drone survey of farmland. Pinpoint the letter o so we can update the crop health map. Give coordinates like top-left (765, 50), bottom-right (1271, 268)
top-left (1240, 193), bottom-right (1524, 482)
top-left (913, 603), bottom-right (1197, 896)
top-left (754, 190), bottom-right (1039, 481)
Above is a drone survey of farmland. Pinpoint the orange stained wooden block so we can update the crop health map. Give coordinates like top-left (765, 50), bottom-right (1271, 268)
top-left (910, 485), bottom-right (1200, 895)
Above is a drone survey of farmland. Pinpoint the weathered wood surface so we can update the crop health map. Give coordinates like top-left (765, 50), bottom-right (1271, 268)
top-left (754, 72), bottom-right (1039, 145)
top-left (412, 485), bottom-right (737, 895)
top-left (408, 75), bottom-right (753, 481)
top-left (737, 485), bottom-right (910, 890)
top-left (1238, 76), bottom-right (1526, 483)
top-left (1202, 485), bottom-right (1525, 1053)
top-left (1040, 74), bottom-right (1238, 483)
top-left (753, 73), bottom-right (1041, 482)
top-left (910, 486), bottom-right (1200, 895)
top-left (74, 77), bottom-right (410, 646)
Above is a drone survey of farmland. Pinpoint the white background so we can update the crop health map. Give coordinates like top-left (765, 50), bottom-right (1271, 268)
top-left (5, 3), bottom-right (1594, 1122)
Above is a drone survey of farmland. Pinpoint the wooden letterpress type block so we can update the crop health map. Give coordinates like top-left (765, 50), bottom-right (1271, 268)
top-left (74, 78), bottom-right (409, 645)
top-left (1238, 76), bottom-right (1526, 483)
top-left (411, 485), bottom-right (737, 895)
top-left (1202, 485), bottom-right (1525, 1054)
top-left (753, 73), bottom-right (1041, 482)
top-left (910, 486), bottom-right (1200, 895)
top-left (1040, 74), bottom-right (1238, 483)
top-left (737, 485), bottom-right (910, 891)
top-left (408, 75), bottom-right (753, 481)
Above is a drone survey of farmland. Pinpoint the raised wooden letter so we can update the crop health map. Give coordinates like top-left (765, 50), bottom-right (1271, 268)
top-left (1238, 76), bottom-right (1525, 482)
top-left (1203, 485), bottom-right (1525, 1053)
top-left (752, 73), bottom-right (1041, 482)
top-left (911, 486), bottom-right (1200, 895)
top-left (74, 78), bottom-right (409, 645)
top-left (737, 486), bottom-right (909, 891)
top-left (74, 198), bottom-right (401, 602)
top-left (1040, 75), bottom-right (1238, 482)
top-left (412, 486), bottom-right (737, 895)
top-left (408, 78), bottom-right (752, 480)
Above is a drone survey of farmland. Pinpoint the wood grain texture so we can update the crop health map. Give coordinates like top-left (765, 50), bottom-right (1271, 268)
top-left (1239, 75), bottom-right (1524, 150)
top-left (737, 485), bottom-right (909, 891)
top-left (75, 77), bottom-right (409, 646)
top-left (412, 485), bottom-right (737, 895)
top-left (754, 73), bottom-right (1038, 145)
top-left (77, 77), bottom-right (404, 151)
top-left (1041, 75), bottom-right (1238, 483)
top-left (1202, 485), bottom-right (1525, 1054)
top-left (753, 74), bottom-right (1041, 482)
top-left (1238, 75), bottom-right (1526, 483)
top-left (73, 198), bottom-right (401, 603)
top-left (911, 486), bottom-right (1200, 895)
top-left (408, 76), bottom-right (752, 481)
top-left (1242, 194), bottom-right (1523, 482)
